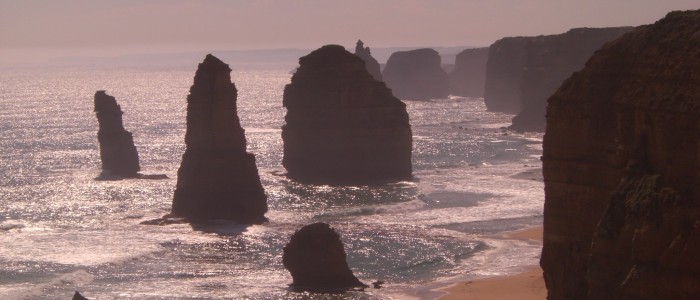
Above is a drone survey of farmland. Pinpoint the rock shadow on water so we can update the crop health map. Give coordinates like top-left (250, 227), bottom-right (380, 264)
top-left (94, 169), bottom-right (168, 181)
top-left (140, 213), bottom-right (252, 236)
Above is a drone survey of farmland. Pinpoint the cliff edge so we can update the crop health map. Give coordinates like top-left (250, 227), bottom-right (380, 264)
top-left (541, 10), bottom-right (700, 299)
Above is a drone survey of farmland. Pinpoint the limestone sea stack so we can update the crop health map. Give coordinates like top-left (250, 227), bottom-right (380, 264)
top-left (171, 54), bottom-right (267, 223)
top-left (282, 45), bottom-right (412, 185)
top-left (354, 40), bottom-right (382, 81)
top-left (483, 27), bottom-right (633, 120)
top-left (382, 48), bottom-right (449, 100)
top-left (283, 222), bottom-right (366, 292)
top-left (541, 10), bottom-right (700, 299)
top-left (94, 91), bottom-right (140, 177)
top-left (448, 47), bottom-right (488, 98)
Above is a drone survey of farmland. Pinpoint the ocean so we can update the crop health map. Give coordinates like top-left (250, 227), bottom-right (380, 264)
top-left (0, 65), bottom-right (543, 299)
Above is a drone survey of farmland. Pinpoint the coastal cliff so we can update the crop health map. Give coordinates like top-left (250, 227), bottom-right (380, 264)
top-left (171, 54), bottom-right (267, 223)
top-left (93, 91), bottom-right (140, 177)
top-left (541, 10), bottom-right (700, 299)
top-left (382, 48), bottom-right (449, 100)
top-left (484, 27), bottom-right (632, 122)
top-left (449, 47), bottom-right (488, 98)
top-left (282, 45), bottom-right (412, 185)
top-left (354, 40), bottom-right (383, 81)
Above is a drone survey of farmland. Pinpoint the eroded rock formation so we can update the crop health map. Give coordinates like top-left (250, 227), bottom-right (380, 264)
top-left (382, 48), bottom-right (449, 100)
top-left (283, 222), bottom-right (366, 292)
top-left (94, 91), bottom-right (140, 177)
top-left (541, 10), bottom-right (700, 299)
top-left (282, 45), bottom-right (412, 185)
top-left (354, 40), bottom-right (382, 81)
top-left (484, 27), bottom-right (633, 126)
top-left (171, 54), bottom-right (267, 223)
top-left (449, 47), bottom-right (488, 98)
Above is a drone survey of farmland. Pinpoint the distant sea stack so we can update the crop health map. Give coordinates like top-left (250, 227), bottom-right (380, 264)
top-left (282, 45), bottom-right (412, 185)
top-left (448, 47), bottom-right (488, 98)
top-left (382, 48), bottom-right (449, 100)
top-left (483, 27), bottom-right (633, 124)
top-left (541, 10), bottom-right (700, 300)
top-left (171, 54), bottom-right (267, 223)
top-left (283, 222), bottom-right (366, 292)
top-left (354, 40), bottom-right (383, 81)
top-left (94, 91), bottom-right (140, 177)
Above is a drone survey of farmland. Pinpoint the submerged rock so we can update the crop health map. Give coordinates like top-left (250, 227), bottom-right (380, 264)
top-left (449, 47), bottom-right (488, 98)
top-left (283, 222), bottom-right (366, 292)
top-left (382, 48), bottom-right (449, 100)
top-left (282, 45), bottom-right (412, 185)
top-left (171, 54), bottom-right (267, 223)
top-left (484, 27), bottom-right (632, 122)
top-left (94, 91), bottom-right (140, 177)
top-left (354, 40), bottom-right (383, 81)
top-left (541, 10), bottom-right (700, 299)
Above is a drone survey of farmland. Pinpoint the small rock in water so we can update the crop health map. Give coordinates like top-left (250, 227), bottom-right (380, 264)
top-left (283, 222), bottom-right (367, 292)
top-left (72, 291), bottom-right (89, 300)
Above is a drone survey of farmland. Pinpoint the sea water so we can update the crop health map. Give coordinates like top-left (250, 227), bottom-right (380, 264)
top-left (0, 65), bottom-right (543, 299)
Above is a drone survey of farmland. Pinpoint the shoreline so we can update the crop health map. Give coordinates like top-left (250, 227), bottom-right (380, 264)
top-left (435, 226), bottom-right (546, 300)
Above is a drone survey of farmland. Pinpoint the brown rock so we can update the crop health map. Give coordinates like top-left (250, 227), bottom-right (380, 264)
top-left (484, 27), bottom-right (632, 120)
top-left (354, 40), bottom-right (383, 81)
top-left (283, 222), bottom-right (366, 292)
top-left (282, 45), bottom-right (412, 185)
top-left (93, 91), bottom-right (140, 177)
top-left (171, 54), bottom-right (267, 223)
top-left (541, 10), bottom-right (700, 299)
top-left (382, 48), bottom-right (449, 100)
top-left (449, 47), bottom-right (488, 98)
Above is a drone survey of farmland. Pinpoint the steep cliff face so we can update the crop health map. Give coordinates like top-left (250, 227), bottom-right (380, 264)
top-left (541, 10), bottom-right (700, 299)
top-left (483, 37), bottom-right (529, 113)
top-left (382, 48), bottom-right (449, 100)
top-left (94, 91), bottom-right (140, 177)
top-left (282, 45), bottom-right (412, 185)
top-left (449, 47), bottom-right (488, 98)
top-left (511, 27), bottom-right (633, 132)
top-left (283, 222), bottom-right (366, 291)
top-left (354, 40), bottom-right (383, 81)
top-left (484, 27), bottom-right (632, 119)
top-left (171, 54), bottom-right (267, 223)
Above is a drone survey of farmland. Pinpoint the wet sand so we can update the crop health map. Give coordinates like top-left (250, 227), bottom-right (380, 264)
top-left (436, 226), bottom-right (546, 300)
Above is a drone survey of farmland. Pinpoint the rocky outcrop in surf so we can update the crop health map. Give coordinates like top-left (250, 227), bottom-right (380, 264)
top-left (282, 45), bottom-right (412, 185)
top-left (449, 47), bottom-right (488, 98)
top-left (484, 27), bottom-right (633, 127)
top-left (382, 48), bottom-right (449, 100)
top-left (171, 54), bottom-right (267, 223)
top-left (354, 40), bottom-right (382, 81)
top-left (541, 10), bottom-right (700, 299)
top-left (283, 222), bottom-right (366, 292)
top-left (94, 91), bottom-right (140, 178)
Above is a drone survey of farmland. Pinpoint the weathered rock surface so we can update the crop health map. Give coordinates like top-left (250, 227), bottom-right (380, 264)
top-left (448, 47), bottom-right (488, 98)
top-left (484, 27), bottom-right (633, 121)
top-left (541, 10), bottom-right (700, 299)
top-left (283, 222), bottom-right (366, 291)
top-left (94, 91), bottom-right (140, 177)
top-left (171, 54), bottom-right (267, 223)
top-left (382, 48), bottom-right (449, 100)
top-left (282, 45), bottom-right (412, 185)
top-left (354, 40), bottom-right (382, 81)
top-left (72, 291), bottom-right (89, 300)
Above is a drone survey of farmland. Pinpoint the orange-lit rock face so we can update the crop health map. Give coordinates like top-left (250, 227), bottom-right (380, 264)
top-left (541, 10), bottom-right (700, 299)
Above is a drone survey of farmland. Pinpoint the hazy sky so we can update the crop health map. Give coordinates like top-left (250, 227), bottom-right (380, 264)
top-left (1, 0), bottom-right (697, 62)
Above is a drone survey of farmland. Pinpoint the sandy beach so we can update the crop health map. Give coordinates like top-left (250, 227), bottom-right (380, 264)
top-left (436, 226), bottom-right (546, 300)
